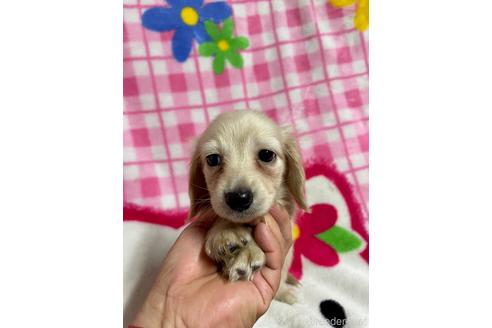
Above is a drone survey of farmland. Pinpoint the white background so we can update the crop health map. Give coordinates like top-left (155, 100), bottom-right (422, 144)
top-left (0, 0), bottom-right (121, 326)
top-left (1, 0), bottom-right (492, 326)
top-left (371, 0), bottom-right (492, 327)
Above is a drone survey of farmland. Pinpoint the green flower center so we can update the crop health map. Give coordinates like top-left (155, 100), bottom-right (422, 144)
top-left (181, 7), bottom-right (199, 26)
top-left (217, 40), bottom-right (230, 51)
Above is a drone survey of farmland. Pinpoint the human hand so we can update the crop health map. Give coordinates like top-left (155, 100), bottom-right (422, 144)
top-left (131, 205), bottom-right (292, 328)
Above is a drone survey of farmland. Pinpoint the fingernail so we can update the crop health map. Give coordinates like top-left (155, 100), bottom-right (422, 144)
top-left (260, 217), bottom-right (268, 228)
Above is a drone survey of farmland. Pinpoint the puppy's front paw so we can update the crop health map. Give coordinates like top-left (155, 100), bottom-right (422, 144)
top-left (205, 224), bottom-right (252, 262)
top-left (275, 283), bottom-right (299, 304)
top-left (205, 224), bottom-right (265, 281)
top-left (225, 241), bottom-right (265, 281)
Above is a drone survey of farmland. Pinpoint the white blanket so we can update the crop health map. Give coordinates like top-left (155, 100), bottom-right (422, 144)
top-left (124, 163), bottom-right (368, 328)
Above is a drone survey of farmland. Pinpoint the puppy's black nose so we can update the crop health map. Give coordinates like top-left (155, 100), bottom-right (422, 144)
top-left (225, 190), bottom-right (253, 212)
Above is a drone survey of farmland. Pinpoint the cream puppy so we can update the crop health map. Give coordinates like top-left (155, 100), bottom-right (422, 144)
top-left (188, 110), bottom-right (307, 304)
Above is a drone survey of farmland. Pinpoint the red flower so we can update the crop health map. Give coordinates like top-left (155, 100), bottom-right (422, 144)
top-left (290, 204), bottom-right (339, 279)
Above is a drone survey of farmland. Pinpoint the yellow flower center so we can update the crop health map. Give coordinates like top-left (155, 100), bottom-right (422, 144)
top-left (217, 40), bottom-right (230, 51)
top-left (292, 223), bottom-right (300, 241)
top-left (180, 7), bottom-right (199, 26)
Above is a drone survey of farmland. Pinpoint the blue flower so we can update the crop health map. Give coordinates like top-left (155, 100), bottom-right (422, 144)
top-left (142, 0), bottom-right (233, 62)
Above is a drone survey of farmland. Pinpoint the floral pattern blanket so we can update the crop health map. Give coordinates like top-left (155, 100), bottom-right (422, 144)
top-left (124, 0), bottom-right (369, 326)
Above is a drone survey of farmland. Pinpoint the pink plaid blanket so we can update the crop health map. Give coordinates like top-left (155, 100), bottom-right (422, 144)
top-left (124, 0), bottom-right (368, 220)
top-left (124, 1), bottom-right (369, 326)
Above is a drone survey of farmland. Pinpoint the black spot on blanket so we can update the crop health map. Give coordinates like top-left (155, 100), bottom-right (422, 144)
top-left (320, 299), bottom-right (346, 328)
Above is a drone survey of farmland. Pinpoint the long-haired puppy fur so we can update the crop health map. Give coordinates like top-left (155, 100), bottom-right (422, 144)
top-left (188, 110), bottom-right (307, 304)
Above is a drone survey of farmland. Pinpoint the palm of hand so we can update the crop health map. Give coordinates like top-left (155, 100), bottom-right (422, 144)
top-left (161, 222), bottom-right (275, 328)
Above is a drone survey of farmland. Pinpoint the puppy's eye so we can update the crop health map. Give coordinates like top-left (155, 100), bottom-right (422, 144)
top-left (206, 154), bottom-right (221, 167)
top-left (258, 149), bottom-right (276, 162)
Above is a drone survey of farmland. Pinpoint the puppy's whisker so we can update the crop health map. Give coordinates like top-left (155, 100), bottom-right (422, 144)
top-left (191, 184), bottom-right (209, 192)
top-left (194, 197), bottom-right (211, 202)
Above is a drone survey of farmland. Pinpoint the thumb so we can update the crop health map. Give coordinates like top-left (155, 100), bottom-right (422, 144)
top-left (251, 216), bottom-right (284, 309)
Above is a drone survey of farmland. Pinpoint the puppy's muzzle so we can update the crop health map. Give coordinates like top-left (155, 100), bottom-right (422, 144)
top-left (225, 189), bottom-right (253, 212)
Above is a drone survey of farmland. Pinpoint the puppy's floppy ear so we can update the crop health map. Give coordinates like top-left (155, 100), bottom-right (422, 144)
top-left (188, 140), bottom-right (209, 219)
top-left (282, 127), bottom-right (308, 211)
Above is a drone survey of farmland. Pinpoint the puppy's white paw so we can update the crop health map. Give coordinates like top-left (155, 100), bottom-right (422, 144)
top-left (205, 224), bottom-right (265, 281)
top-left (226, 241), bottom-right (265, 281)
top-left (205, 224), bottom-right (252, 262)
top-left (275, 283), bottom-right (299, 305)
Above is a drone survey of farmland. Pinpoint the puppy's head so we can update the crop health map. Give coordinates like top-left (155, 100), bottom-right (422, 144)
top-left (188, 111), bottom-right (307, 223)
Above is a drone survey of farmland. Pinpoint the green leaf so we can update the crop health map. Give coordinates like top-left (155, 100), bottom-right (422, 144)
top-left (199, 42), bottom-right (218, 57)
top-left (226, 51), bottom-right (243, 68)
top-left (316, 225), bottom-right (363, 253)
top-left (213, 54), bottom-right (225, 74)
top-left (204, 20), bottom-right (221, 41)
top-left (230, 36), bottom-right (249, 50)
top-left (222, 18), bottom-right (234, 39)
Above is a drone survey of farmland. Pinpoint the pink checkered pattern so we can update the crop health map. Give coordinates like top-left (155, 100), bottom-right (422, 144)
top-left (123, 0), bottom-right (369, 218)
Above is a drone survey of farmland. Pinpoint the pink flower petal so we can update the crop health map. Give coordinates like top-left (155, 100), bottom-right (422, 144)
top-left (297, 204), bottom-right (338, 235)
top-left (302, 236), bottom-right (339, 267)
top-left (289, 243), bottom-right (304, 279)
